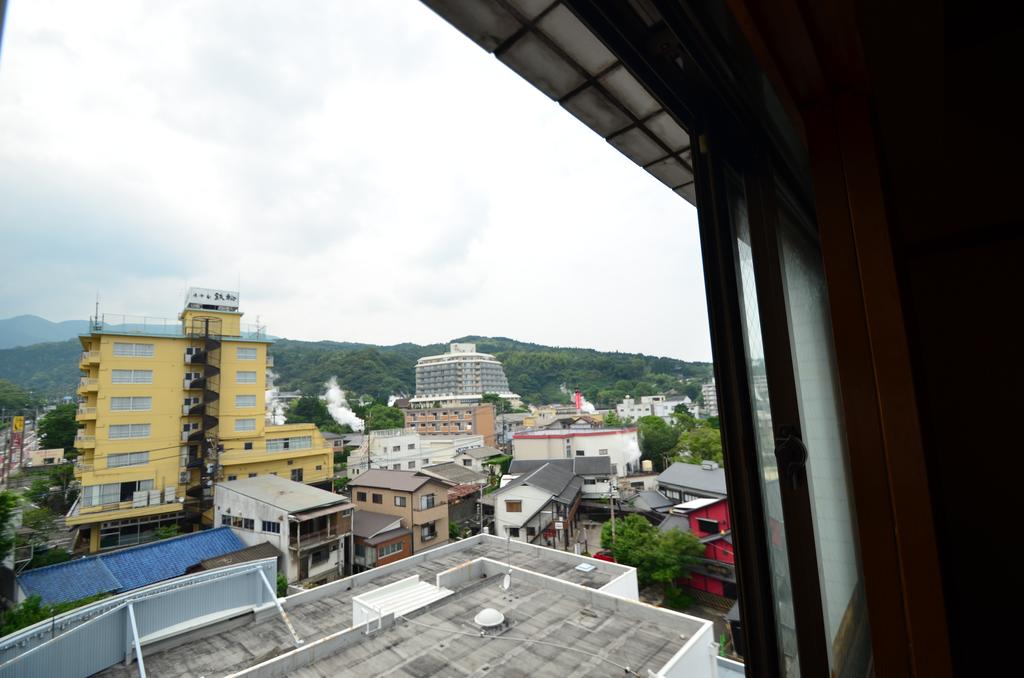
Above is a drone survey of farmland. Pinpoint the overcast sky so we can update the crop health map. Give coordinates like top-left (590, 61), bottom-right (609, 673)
top-left (0, 0), bottom-right (711, 361)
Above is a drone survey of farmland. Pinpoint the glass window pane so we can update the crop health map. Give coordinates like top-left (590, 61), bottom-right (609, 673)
top-left (777, 208), bottom-right (872, 674)
top-left (729, 168), bottom-right (799, 676)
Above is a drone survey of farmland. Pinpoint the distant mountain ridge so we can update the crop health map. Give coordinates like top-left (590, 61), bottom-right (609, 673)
top-left (0, 329), bottom-right (713, 406)
top-left (0, 315), bottom-right (89, 349)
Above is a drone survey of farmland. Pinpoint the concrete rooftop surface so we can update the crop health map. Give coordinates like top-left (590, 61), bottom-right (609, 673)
top-left (97, 536), bottom-right (665, 678)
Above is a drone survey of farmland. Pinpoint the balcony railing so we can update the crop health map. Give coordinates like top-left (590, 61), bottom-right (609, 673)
top-left (80, 351), bottom-right (100, 364)
top-left (76, 406), bottom-right (97, 417)
top-left (266, 355), bottom-right (274, 368)
top-left (290, 528), bottom-right (338, 549)
top-left (78, 378), bottom-right (99, 391)
top-left (75, 434), bottom-right (96, 448)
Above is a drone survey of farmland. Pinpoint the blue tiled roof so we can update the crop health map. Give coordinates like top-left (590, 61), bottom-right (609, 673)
top-left (18, 527), bottom-right (245, 606)
top-left (18, 558), bottom-right (120, 607)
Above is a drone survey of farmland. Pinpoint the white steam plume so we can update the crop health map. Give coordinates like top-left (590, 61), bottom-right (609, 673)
top-left (579, 395), bottom-right (596, 414)
top-left (387, 395), bottom-right (399, 407)
top-left (265, 371), bottom-right (287, 425)
top-left (623, 435), bottom-right (642, 472)
top-left (325, 377), bottom-right (365, 432)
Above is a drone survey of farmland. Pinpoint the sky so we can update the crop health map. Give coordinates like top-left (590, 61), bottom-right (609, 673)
top-left (0, 0), bottom-right (711, 362)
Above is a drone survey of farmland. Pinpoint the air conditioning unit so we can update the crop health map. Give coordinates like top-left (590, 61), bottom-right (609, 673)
top-left (132, 491), bottom-right (148, 508)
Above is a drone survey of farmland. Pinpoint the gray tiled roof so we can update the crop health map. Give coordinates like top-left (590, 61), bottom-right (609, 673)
top-left (217, 475), bottom-right (352, 512)
top-left (657, 462), bottom-right (728, 496)
top-left (498, 462), bottom-right (582, 504)
top-left (462, 446), bottom-right (503, 459)
top-left (634, 490), bottom-right (676, 512)
top-left (348, 469), bottom-right (448, 492)
top-left (353, 510), bottom-right (403, 539)
top-left (420, 462), bottom-right (488, 485)
top-left (658, 514), bottom-right (692, 534)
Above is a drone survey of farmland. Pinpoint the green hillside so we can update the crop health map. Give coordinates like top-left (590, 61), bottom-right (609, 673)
top-left (0, 335), bottom-right (713, 407)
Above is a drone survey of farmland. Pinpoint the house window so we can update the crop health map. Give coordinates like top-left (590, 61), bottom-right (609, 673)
top-left (109, 423), bottom-right (150, 439)
top-left (310, 548), bottom-right (330, 566)
top-left (110, 396), bottom-right (151, 411)
top-left (462, 459), bottom-right (472, 466)
top-left (395, 496), bottom-right (407, 507)
top-left (420, 493), bottom-right (436, 510)
top-left (408, 443), bottom-right (415, 450)
top-left (291, 468), bottom-right (304, 482)
top-left (236, 371), bottom-right (257, 384)
top-left (378, 541), bottom-right (403, 558)
top-left (244, 442), bottom-right (253, 450)
top-left (248, 473), bottom-right (257, 478)
top-left (408, 461), bottom-right (416, 469)
top-left (421, 522), bottom-right (437, 541)
top-left (575, 450), bottom-right (585, 456)
top-left (236, 347), bottom-right (258, 360)
top-left (508, 527), bottom-right (520, 538)
top-left (598, 449), bottom-right (608, 455)
top-left (235, 419), bottom-right (256, 432)
top-left (111, 369), bottom-right (153, 384)
top-left (227, 475), bottom-right (237, 481)
top-left (82, 480), bottom-right (153, 507)
top-left (235, 394), bottom-right (257, 408)
top-left (316, 465), bottom-right (323, 471)
top-left (392, 445), bottom-right (401, 452)
top-left (107, 451), bottom-right (148, 468)
top-left (526, 526), bottom-right (536, 537)
top-left (262, 520), bottom-right (281, 534)
top-left (357, 491), bottom-right (367, 501)
top-left (372, 493), bottom-right (383, 504)
top-left (393, 464), bottom-right (401, 470)
top-left (221, 515), bottom-right (231, 527)
top-left (267, 436), bottom-right (312, 451)
top-left (505, 500), bottom-right (522, 513)
top-left (113, 342), bottom-right (154, 357)
top-left (697, 518), bottom-right (720, 534)
top-left (584, 478), bottom-right (597, 485)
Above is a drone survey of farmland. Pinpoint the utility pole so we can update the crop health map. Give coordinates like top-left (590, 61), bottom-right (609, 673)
top-left (609, 475), bottom-right (616, 547)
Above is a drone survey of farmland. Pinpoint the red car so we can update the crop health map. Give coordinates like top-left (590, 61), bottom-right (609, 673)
top-left (592, 550), bottom-right (616, 563)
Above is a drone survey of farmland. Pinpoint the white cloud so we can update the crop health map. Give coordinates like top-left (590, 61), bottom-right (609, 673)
top-left (0, 0), bottom-right (712, 361)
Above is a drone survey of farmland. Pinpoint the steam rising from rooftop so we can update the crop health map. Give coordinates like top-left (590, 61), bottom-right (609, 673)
top-left (325, 376), bottom-right (364, 432)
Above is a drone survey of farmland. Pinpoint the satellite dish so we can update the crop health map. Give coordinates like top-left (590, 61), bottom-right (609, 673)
top-left (500, 573), bottom-right (511, 591)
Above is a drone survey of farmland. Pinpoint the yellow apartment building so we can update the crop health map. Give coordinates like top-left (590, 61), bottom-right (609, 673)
top-left (69, 287), bottom-right (332, 553)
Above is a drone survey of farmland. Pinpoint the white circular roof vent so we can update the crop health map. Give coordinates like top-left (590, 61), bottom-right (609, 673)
top-left (474, 608), bottom-right (505, 628)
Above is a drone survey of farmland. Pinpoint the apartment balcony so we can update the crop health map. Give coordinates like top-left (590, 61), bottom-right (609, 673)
top-left (76, 406), bottom-right (97, 421)
top-left (266, 355), bottom-right (274, 368)
top-left (412, 502), bottom-right (448, 525)
top-left (79, 351), bottom-right (100, 368)
top-left (182, 403), bottom-right (204, 416)
top-left (181, 429), bottom-right (204, 442)
top-left (78, 377), bottom-right (99, 393)
top-left (183, 376), bottom-right (206, 390)
top-left (74, 433), bottom-right (96, 449)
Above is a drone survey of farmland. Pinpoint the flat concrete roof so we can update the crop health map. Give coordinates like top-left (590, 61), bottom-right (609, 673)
top-left (97, 535), bottom-right (672, 678)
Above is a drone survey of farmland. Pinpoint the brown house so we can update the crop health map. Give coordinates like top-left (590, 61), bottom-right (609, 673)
top-left (401, 403), bottom-right (496, 445)
top-left (347, 470), bottom-right (450, 554)
top-left (351, 510), bottom-right (412, 571)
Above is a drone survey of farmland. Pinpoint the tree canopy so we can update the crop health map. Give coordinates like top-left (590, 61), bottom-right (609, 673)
top-left (39, 403), bottom-right (79, 452)
top-left (637, 416), bottom-right (680, 470)
top-left (285, 395), bottom-right (351, 434)
top-left (600, 514), bottom-right (704, 588)
top-left (365, 404), bottom-right (404, 432)
top-left (673, 425), bottom-right (724, 466)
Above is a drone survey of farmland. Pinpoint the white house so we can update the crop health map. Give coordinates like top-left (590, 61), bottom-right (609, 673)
top-left (616, 394), bottom-right (695, 423)
top-left (492, 461), bottom-right (583, 548)
top-left (214, 475), bottom-right (354, 584)
top-left (347, 429), bottom-right (485, 477)
top-left (507, 457), bottom-right (615, 500)
top-left (512, 427), bottom-right (641, 477)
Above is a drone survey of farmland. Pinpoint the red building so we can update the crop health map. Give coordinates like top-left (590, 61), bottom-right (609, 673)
top-left (661, 495), bottom-right (737, 601)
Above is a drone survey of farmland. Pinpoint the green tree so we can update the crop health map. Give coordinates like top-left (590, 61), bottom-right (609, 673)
top-left (637, 416), bottom-right (679, 469)
top-left (0, 378), bottom-right (32, 410)
top-left (671, 408), bottom-right (700, 432)
top-left (38, 403), bottom-right (79, 452)
top-left (0, 593), bottom-right (110, 636)
top-left (603, 410), bottom-right (626, 427)
top-left (0, 491), bottom-right (17, 563)
top-left (286, 395), bottom-right (347, 434)
top-left (26, 464), bottom-right (78, 513)
top-left (674, 425), bottom-right (724, 466)
top-left (600, 515), bottom-right (703, 595)
top-left (481, 393), bottom-right (511, 415)
top-left (365, 404), bottom-right (404, 432)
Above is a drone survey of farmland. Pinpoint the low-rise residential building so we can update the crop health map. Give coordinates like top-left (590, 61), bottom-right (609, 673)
top-left (25, 447), bottom-right (65, 467)
top-left (495, 411), bottom-right (530, 445)
top-left (512, 426), bottom-right (641, 477)
top-left (401, 402), bottom-right (496, 444)
top-left (352, 510), bottom-right (411, 572)
top-left (657, 460), bottom-right (728, 502)
top-left (452, 445), bottom-right (503, 473)
top-left (492, 461), bottom-right (583, 548)
top-left (15, 527), bottom-right (245, 605)
top-left (661, 496), bottom-right (736, 601)
top-left (347, 470), bottom-right (450, 553)
top-left (507, 457), bottom-right (613, 499)
top-left (615, 394), bottom-right (693, 423)
top-left (213, 475), bottom-right (354, 585)
top-left (347, 429), bottom-right (486, 477)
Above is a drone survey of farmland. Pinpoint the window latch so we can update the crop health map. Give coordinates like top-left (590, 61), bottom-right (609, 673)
top-left (774, 426), bottom-right (808, 491)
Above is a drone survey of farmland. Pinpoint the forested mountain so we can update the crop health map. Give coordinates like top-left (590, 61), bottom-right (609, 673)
top-left (0, 334), bottom-right (713, 407)
top-left (0, 315), bottom-right (89, 349)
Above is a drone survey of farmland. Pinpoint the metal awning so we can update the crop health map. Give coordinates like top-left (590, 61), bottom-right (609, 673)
top-left (290, 502), bottom-right (354, 521)
top-left (422, 0), bottom-right (695, 204)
